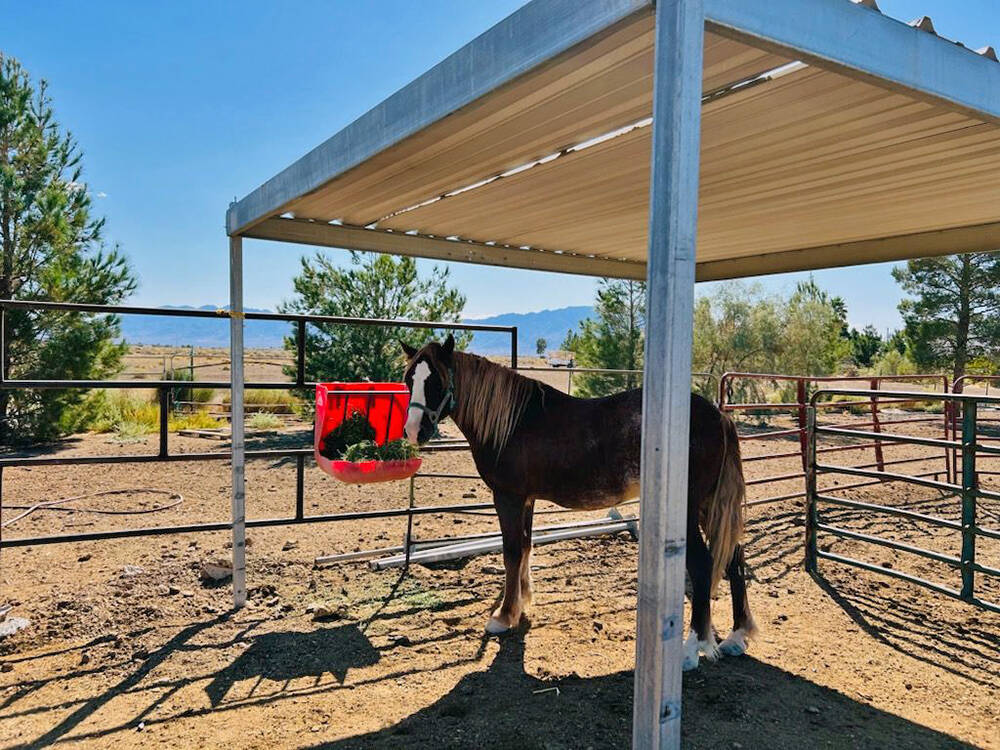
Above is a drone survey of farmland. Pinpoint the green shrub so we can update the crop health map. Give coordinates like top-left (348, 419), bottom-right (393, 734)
top-left (169, 412), bottom-right (225, 431)
top-left (222, 389), bottom-right (297, 413)
top-left (87, 389), bottom-right (223, 435)
top-left (164, 367), bottom-right (194, 406)
top-left (91, 390), bottom-right (160, 434)
top-left (190, 388), bottom-right (216, 404)
top-left (246, 413), bottom-right (283, 430)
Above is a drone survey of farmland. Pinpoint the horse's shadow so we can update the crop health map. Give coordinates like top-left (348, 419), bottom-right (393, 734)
top-left (304, 632), bottom-right (969, 750)
top-left (204, 623), bottom-right (380, 706)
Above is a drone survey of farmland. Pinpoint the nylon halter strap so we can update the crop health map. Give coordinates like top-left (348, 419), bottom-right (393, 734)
top-left (408, 366), bottom-right (455, 436)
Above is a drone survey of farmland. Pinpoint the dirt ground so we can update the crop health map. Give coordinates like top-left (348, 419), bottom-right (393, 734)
top-left (0, 409), bottom-right (998, 749)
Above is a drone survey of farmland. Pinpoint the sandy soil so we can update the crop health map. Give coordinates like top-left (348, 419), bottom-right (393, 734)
top-left (0, 410), bottom-right (997, 749)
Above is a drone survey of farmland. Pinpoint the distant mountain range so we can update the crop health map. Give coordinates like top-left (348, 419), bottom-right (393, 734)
top-left (119, 306), bottom-right (287, 348)
top-left (463, 306), bottom-right (593, 355)
top-left (119, 304), bottom-right (594, 355)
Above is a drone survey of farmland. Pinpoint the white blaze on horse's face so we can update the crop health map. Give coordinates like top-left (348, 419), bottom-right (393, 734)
top-left (405, 361), bottom-right (431, 444)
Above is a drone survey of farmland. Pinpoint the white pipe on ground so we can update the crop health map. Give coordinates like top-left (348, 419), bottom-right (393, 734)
top-left (314, 514), bottom-right (638, 567)
top-left (369, 520), bottom-right (633, 570)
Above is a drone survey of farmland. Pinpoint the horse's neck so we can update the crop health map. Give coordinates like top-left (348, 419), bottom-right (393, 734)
top-left (448, 353), bottom-right (481, 443)
top-left (448, 353), bottom-right (526, 451)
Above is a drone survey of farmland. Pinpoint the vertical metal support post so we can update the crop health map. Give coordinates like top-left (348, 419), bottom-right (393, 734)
top-left (295, 455), bottom-right (305, 520)
top-left (158, 387), bottom-right (169, 458)
top-left (295, 319), bottom-right (306, 387)
top-left (805, 406), bottom-right (819, 573)
top-left (960, 399), bottom-right (977, 600)
top-left (567, 369), bottom-right (573, 396)
top-left (943, 398), bottom-right (952, 484)
top-left (509, 327), bottom-right (518, 369)
top-left (869, 378), bottom-right (885, 472)
top-left (796, 379), bottom-right (808, 472)
top-left (294, 316), bottom-right (307, 521)
top-left (402, 476), bottom-right (416, 570)
top-left (943, 376), bottom-right (953, 484)
top-left (229, 235), bottom-right (248, 609)
top-left (632, 0), bottom-right (703, 747)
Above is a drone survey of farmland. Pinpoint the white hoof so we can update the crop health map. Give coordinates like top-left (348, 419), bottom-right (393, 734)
top-left (683, 630), bottom-right (721, 669)
top-left (700, 633), bottom-right (721, 663)
top-left (683, 632), bottom-right (700, 671)
top-left (486, 617), bottom-right (512, 634)
top-left (720, 628), bottom-right (748, 657)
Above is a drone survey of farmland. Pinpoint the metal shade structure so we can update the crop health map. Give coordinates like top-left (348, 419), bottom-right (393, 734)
top-left (226, 0), bottom-right (1000, 747)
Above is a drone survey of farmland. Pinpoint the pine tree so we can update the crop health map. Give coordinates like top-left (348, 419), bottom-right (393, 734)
top-left (279, 251), bottom-right (468, 389)
top-left (893, 253), bottom-right (1000, 390)
top-left (1, 55), bottom-right (135, 444)
top-left (562, 279), bottom-right (645, 397)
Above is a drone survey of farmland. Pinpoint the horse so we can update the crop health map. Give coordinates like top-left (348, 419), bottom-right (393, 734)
top-left (400, 335), bottom-right (756, 670)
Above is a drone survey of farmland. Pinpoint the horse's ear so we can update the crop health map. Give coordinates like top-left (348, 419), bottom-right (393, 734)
top-left (441, 334), bottom-right (455, 362)
top-left (400, 341), bottom-right (418, 359)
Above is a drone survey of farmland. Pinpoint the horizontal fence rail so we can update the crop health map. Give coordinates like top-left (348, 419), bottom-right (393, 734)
top-left (951, 375), bottom-right (1000, 480)
top-left (0, 299), bottom-right (517, 551)
top-left (719, 372), bottom-right (952, 507)
top-left (807, 387), bottom-right (1000, 615)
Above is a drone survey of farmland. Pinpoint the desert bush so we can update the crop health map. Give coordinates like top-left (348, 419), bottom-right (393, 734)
top-left (190, 387), bottom-right (216, 404)
top-left (868, 349), bottom-right (918, 377)
top-left (89, 389), bottom-right (222, 436)
top-left (246, 413), bottom-right (284, 430)
top-left (170, 412), bottom-right (225, 431)
top-left (223, 389), bottom-right (297, 413)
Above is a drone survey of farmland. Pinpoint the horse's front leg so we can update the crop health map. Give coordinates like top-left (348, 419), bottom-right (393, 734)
top-left (486, 492), bottom-right (532, 634)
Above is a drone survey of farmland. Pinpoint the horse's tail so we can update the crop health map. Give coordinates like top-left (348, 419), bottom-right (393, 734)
top-left (701, 411), bottom-right (746, 595)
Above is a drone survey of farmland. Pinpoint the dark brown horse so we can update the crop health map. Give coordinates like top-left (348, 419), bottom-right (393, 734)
top-left (401, 336), bottom-right (755, 670)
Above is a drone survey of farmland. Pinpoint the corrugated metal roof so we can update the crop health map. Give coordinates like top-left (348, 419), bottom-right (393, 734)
top-left (231, 0), bottom-right (1000, 280)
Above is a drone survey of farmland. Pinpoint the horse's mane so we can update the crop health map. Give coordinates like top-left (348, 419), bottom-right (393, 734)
top-left (451, 351), bottom-right (539, 455)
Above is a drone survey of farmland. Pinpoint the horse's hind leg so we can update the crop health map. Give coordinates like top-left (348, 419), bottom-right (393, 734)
top-left (519, 498), bottom-right (536, 607)
top-left (720, 544), bottom-right (757, 656)
top-left (684, 516), bottom-right (720, 671)
top-left (486, 493), bottom-right (532, 634)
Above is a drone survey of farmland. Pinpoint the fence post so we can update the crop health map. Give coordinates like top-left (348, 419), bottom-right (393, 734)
top-left (295, 454), bottom-right (305, 520)
top-left (942, 376), bottom-right (953, 484)
top-left (295, 319), bottom-right (306, 388)
top-left (805, 405), bottom-right (818, 572)
top-left (960, 399), bottom-right (977, 600)
top-left (158, 387), bottom-right (169, 458)
top-left (229, 235), bottom-right (248, 609)
top-left (869, 378), bottom-right (885, 472)
top-left (797, 379), bottom-right (808, 472)
top-left (510, 327), bottom-right (518, 369)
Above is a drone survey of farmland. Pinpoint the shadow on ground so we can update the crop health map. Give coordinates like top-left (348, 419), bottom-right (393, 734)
top-left (310, 634), bottom-right (969, 750)
top-left (204, 623), bottom-right (381, 706)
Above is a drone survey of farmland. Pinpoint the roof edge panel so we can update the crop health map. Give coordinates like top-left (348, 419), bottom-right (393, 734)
top-left (242, 217), bottom-right (649, 280)
top-left (695, 221), bottom-right (1000, 281)
top-left (227, 0), bottom-right (652, 235)
top-left (705, 0), bottom-right (1000, 126)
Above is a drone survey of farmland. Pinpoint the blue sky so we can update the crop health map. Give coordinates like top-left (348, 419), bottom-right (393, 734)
top-left (7, 0), bottom-right (998, 330)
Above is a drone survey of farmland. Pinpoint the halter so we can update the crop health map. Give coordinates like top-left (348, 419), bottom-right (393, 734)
top-left (408, 366), bottom-right (455, 437)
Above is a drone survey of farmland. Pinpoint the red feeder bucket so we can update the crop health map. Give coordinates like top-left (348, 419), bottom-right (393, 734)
top-left (314, 383), bottom-right (422, 483)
